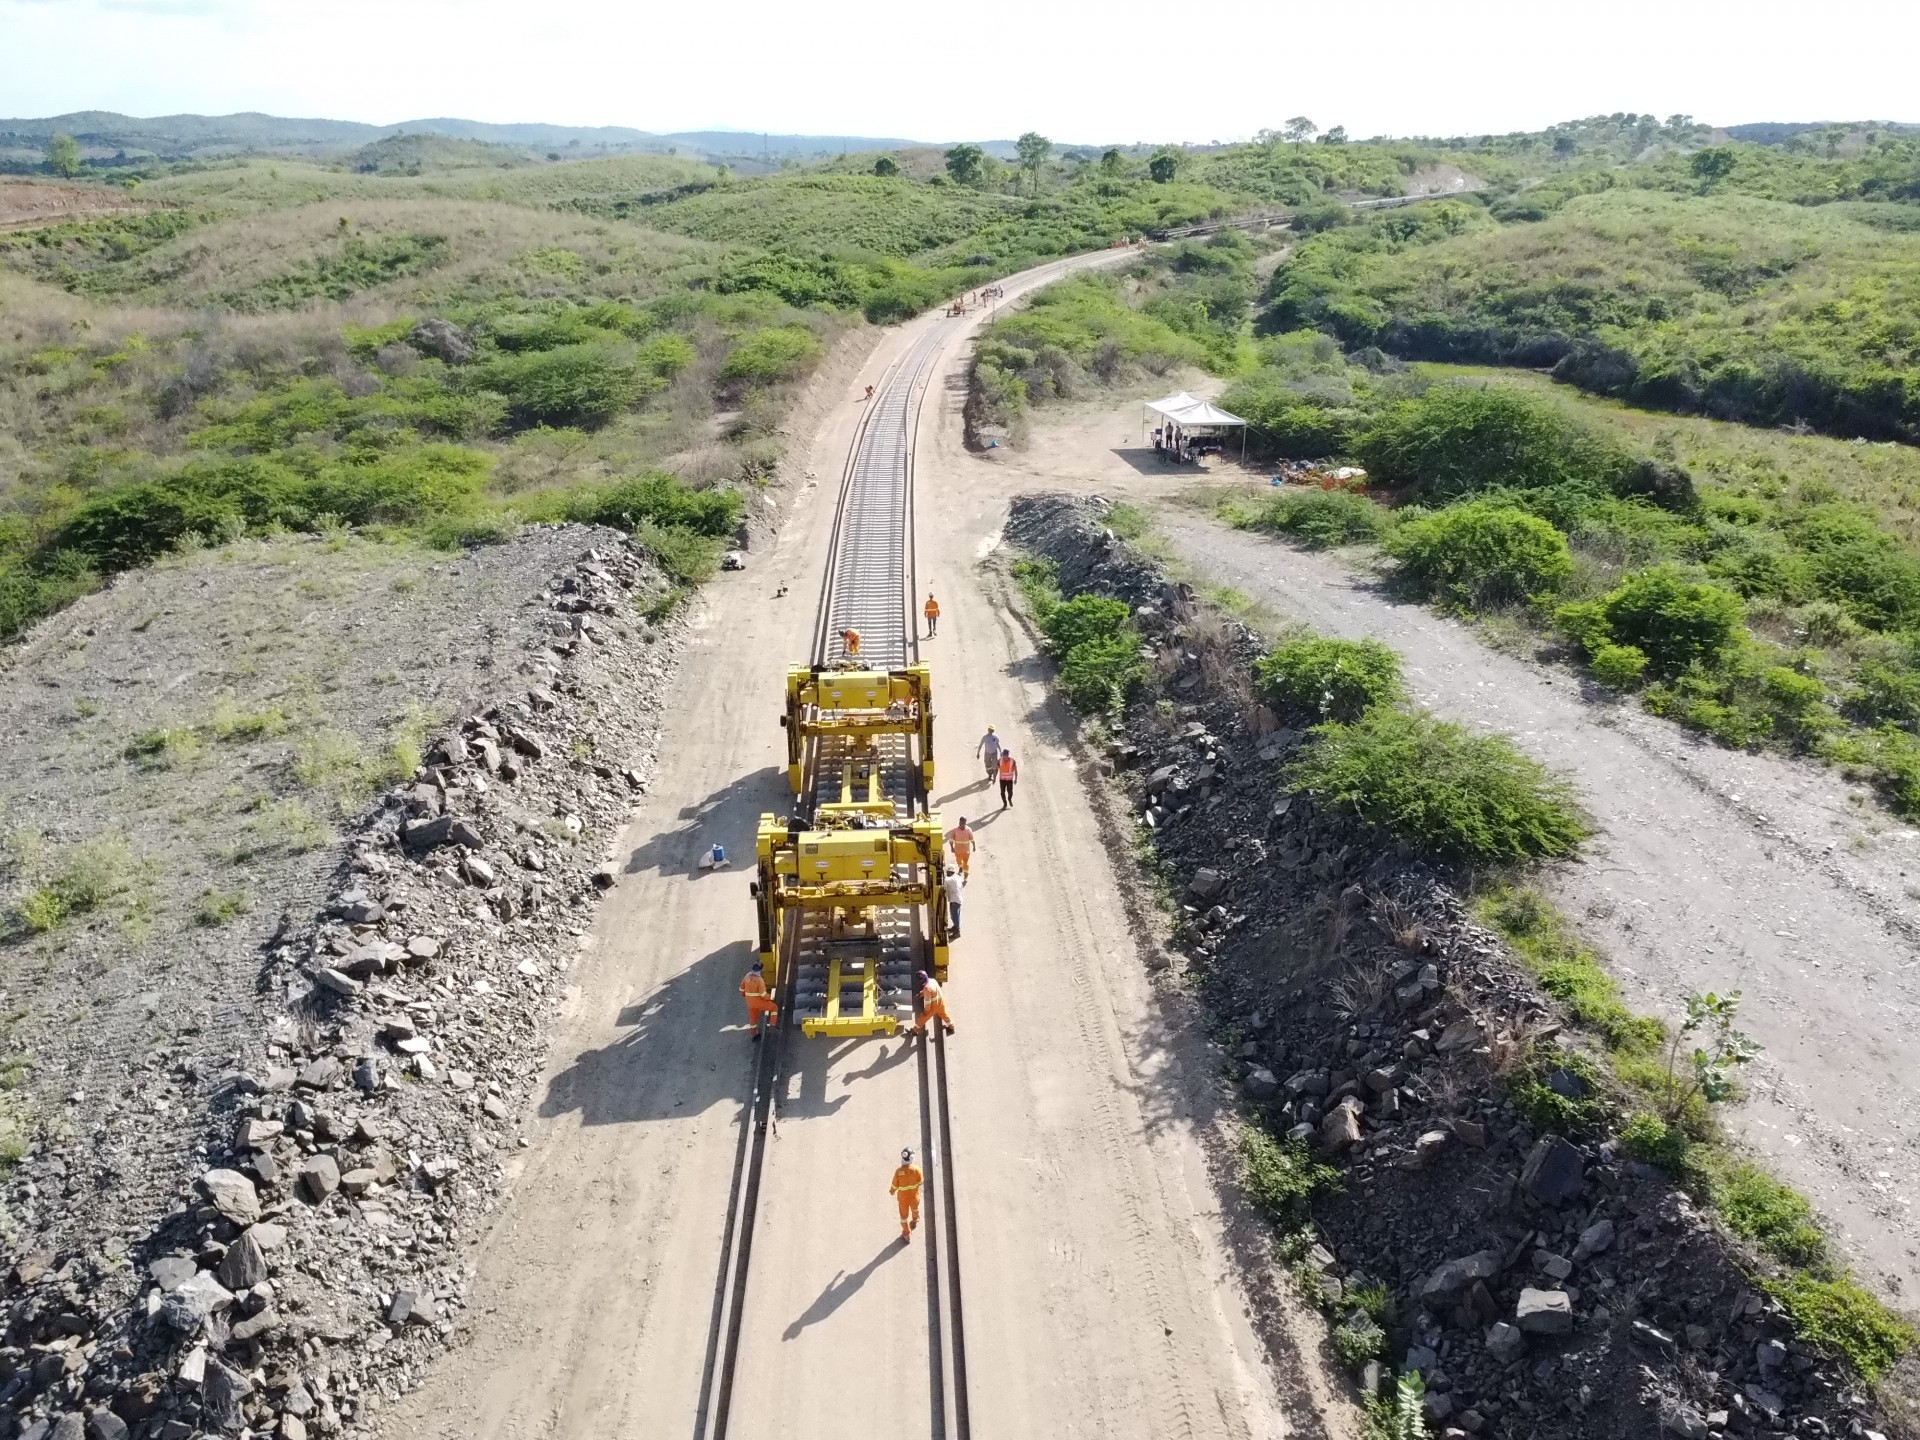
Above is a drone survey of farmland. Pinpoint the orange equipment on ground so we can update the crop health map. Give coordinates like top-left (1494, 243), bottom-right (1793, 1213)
top-left (915, 972), bottom-right (954, 1035)
top-left (891, 1151), bottom-right (923, 1240)
top-left (740, 964), bottom-right (779, 1037)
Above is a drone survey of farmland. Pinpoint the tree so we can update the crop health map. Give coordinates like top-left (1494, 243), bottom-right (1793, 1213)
top-left (1147, 149), bottom-right (1179, 184)
top-left (1318, 126), bottom-right (1348, 146)
top-left (1689, 146), bottom-right (1738, 186)
top-left (872, 156), bottom-right (899, 177)
top-left (1552, 134), bottom-right (1577, 157)
top-left (1283, 116), bottom-right (1317, 145)
top-left (944, 144), bottom-right (985, 186)
top-left (46, 133), bottom-right (81, 178)
top-left (1665, 114), bottom-right (1693, 133)
top-left (1015, 131), bottom-right (1051, 195)
top-left (1099, 147), bottom-right (1124, 176)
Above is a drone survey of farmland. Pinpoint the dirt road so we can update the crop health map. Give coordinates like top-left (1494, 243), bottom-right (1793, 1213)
top-left (385, 268), bottom-right (1325, 1438)
top-left (983, 394), bottom-right (1920, 1302)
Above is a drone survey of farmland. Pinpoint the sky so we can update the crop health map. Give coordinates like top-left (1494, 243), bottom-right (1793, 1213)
top-left (2, 0), bottom-right (1918, 144)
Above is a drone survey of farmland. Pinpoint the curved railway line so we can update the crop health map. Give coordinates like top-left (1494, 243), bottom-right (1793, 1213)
top-left (693, 323), bottom-right (970, 1440)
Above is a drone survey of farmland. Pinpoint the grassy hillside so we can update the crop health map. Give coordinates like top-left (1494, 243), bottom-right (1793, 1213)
top-left (1258, 146), bottom-right (1920, 441)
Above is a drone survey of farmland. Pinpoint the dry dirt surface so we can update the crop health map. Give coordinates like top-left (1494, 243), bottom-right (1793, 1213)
top-left (384, 259), bottom-right (1341, 1440)
top-left (983, 393), bottom-right (1920, 1303)
top-left (0, 180), bottom-right (143, 232)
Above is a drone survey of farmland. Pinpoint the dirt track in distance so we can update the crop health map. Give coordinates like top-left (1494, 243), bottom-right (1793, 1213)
top-left (382, 267), bottom-right (1338, 1440)
top-left (982, 393), bottom-right (1920, 1304)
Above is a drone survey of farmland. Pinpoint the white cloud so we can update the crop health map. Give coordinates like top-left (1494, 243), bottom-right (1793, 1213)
top-left (0, 0), bottom-right (1915, 142)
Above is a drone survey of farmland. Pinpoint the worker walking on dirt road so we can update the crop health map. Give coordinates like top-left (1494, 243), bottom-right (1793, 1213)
top-left (740, 960), bottom-right (778, 1040)
top-left (948, 816), bottom-right (974, 880)
top-left (915, 970), bottom-right (955, 1037)
top-left (997, 748), bottom-right (1018, 808)
top-left (942, 865), bottom-right (965, 939)
top-left (977, 725), bottom-right (1003, 781)
top-left (923, 591), bottom-right (940, 638)
top-left (892, 1149), bottom-right (923, 1241)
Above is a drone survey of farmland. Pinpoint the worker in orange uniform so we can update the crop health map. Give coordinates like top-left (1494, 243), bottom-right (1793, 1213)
top-left (997, 748), bottom-right (1018, 809)
top-left (923, 591), bottom-right (940, 638)
top-left (739, 960), bottom-right (778, 1040)
top-left (948, 816), bottom-right (974, 879)
top-left (892, 1148), bottom-right (923, 1242)
top-left (840, 626), bottom-right (862, 659)
top-left (915, 970), bottom-right (955, 1037)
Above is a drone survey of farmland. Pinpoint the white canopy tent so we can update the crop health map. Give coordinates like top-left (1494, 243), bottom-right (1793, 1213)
top-left (1143, 392), bottom-right (1247, 461)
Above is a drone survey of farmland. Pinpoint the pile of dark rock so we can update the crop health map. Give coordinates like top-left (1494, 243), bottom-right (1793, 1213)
top-left (1006, 494), bottom-right (1895, 1440)
top-left (0, 538), bottom-right (679, 1439)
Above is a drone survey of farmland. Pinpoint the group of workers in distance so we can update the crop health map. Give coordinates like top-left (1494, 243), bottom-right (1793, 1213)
top-left (747, 581), bottom-right (1015, 1241)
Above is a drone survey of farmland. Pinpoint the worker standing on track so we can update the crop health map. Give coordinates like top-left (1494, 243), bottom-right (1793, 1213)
top-left (923, 591), bottom-right (940, 638)
top-left (997, 748), bottom-right (1019, 809)
top-left (977, 725), bottom-right (1003, 782)
top-left (840, 626), bottom-right (862, 659)
top-left (915, 970), bottom-right (955, 1037)
top-left (892, 1148), bottom-right (923, 1242)
top-left (739, 960), bottom-right (778, 1040)
top-left (942, 865), bottom-right (965, 939)
top-left (948, 816), bottom-right (974, 880)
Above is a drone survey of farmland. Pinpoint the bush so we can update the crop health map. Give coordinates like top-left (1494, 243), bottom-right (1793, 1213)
top-left (1477, 885), bottom-right (1664, 1052)
top-left (470, 343), bottom-right (645, 427)
top-left (720, 326), bottom-right (823, 385)
top-left (1059, 630), bottom-right (1147, 712)
top-left (1386, 501), bottom-right (1573, 608)
top-left (1357, 383), bottom-right (1632, 501)
top-left (1286, 706), bottom-right (1591, 861)
top-left (558, 472), bottom-right (744, 537)
top-left (1331, 1319), bottom-right (1385, 1370)
top-left (1594, 567), bottom-right (1746, 676)
top-left (1254, 636), bottom-right (1403, 723)
top-left (1620, 1112), bottom-right (1690, 1170)
top-left (632, 520), bottom-right (725, 587)
top-left (1040, 593), bottom-right (1132, 655)
top-left (1242, 488), bottom-right (1387, 548)
top-left (1700, 1154), bottom-right (1828, 1267)
top-left (1589, 644), bottom-right (1650, 690)
top-left (1507, 1051), bottom-right (1608, 1136)
top-left (1765, 1272), bottom-right (1915, 1380)
top-left (1238, 1127), bottom-right (1339, 1223)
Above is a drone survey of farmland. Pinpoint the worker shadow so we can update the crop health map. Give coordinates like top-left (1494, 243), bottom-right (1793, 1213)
top-left (932, 776), bottom-right (994, 809)
top-left (965, 807), bottom-right (1008, 831)
top-left (620, 766), bottom-right (788, 879)
top-left (782, 1239), bottom-right (904, 1341)
top-left (780, 1035), bottom-right (913, 1121)
top-left (538, 938), bottom-right (755, 1127)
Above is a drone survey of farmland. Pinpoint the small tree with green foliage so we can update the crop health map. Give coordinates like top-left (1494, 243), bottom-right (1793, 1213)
top-left (944, 144), bottom-right (986, 186)
top-left (1283, 117), bottom-right (1317, 144)
top-left (1593, 566), bottom-right (1746, 677)
top-left (1690, 147), bottom-right (1738, 186)
top-left (1147, 149), bottom-right (1180, 184)
top-left (1386, 502), bottom-right (1573, 608)
top-left (46, 133), bottom-right (81, 178)
top-left (1660, 991), bottom-right (1759, 1125)
top-left (872, 156), bottom-right (899, 177)
top-left (1318, 126), bottom-right (1348, 145)
top-left (1099, 147), bottom-right (1125, 176)
top-left (1015, 131), bottom-right (1051, 195)
top-left (1255, 636), bottom-right (1403, 723)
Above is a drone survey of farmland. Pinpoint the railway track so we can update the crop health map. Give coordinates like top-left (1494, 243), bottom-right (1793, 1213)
top-left (693, 319), bottom-right (971, 1440)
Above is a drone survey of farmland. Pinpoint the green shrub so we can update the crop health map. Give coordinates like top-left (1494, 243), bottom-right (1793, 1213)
top-left (1104, 502), bottom-right (1151, 540)
top-left (1059, 630), bottom-right (1146, 712)
top-left (469, 343), bottom-right (646, 427)
top-left (1620, 1112), bottom-right (1690, 1170)
top-left (1040, 594), bottom-right (1132, 655)
top-left (1386, 502), bottom-right (1573, 607)
top-left (1254, 636), bottom-right (1403, 723)
top-left (1594, 566), bottom-right (1746, 677)
top-left (195, 887), bottom-right (253, 927)
top-left (556, 472), bottom-right (743, 537)
top-left (1286, 707), bottom-right (1591, 861)
top-left (1357, 383), bottom-right (1632, 502)
top-left (1589, 643), bottom-right (1650, 690)
top-left (1010, 556), bottom-right (1061, 620)
top-left (1238, 1127), bottom-right (1339, 1223)
top-left (1332, 1318), bottom-right (1385, 1370)
top-left (632, 520), bottom-right (725, 587)
top-left (1242, 488), bottom-right (1387, 548)
top-left (1765, 1272), bottom-right (1915, 1380)
top-left (1698, 1154), bottom-right (1828, 1267)
top-left (1506, 1051), bottom-right (1608, 1136)
top-left (1476, 885), bottom-right (1663, 1052)
top-left (720, 326), bottom-right (823, 385)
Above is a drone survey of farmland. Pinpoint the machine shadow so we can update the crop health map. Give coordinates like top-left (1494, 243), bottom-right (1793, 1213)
top-left (622, 765), bottom-right (789, 879)
top-left (779, 1032), bottom-right (916, 1123)
top-left (539, 937), bottom-right (756, 1128)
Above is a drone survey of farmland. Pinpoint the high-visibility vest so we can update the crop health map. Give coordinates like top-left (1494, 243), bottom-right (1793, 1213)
top-left (997, 754), bottom-right (1017, 782)
top-left (740, 972), bottom-right (768, 999)
top-left (924, 597), bottom-right (940, 618)
top-left (920, 978), bottom-right (944, 1006)
top-left (891, 1164), bottom-right (923, 1195)
top-left (842, 628), bottom-right (861, 653)
top-left (949, 827), bottom-right (973, 855)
